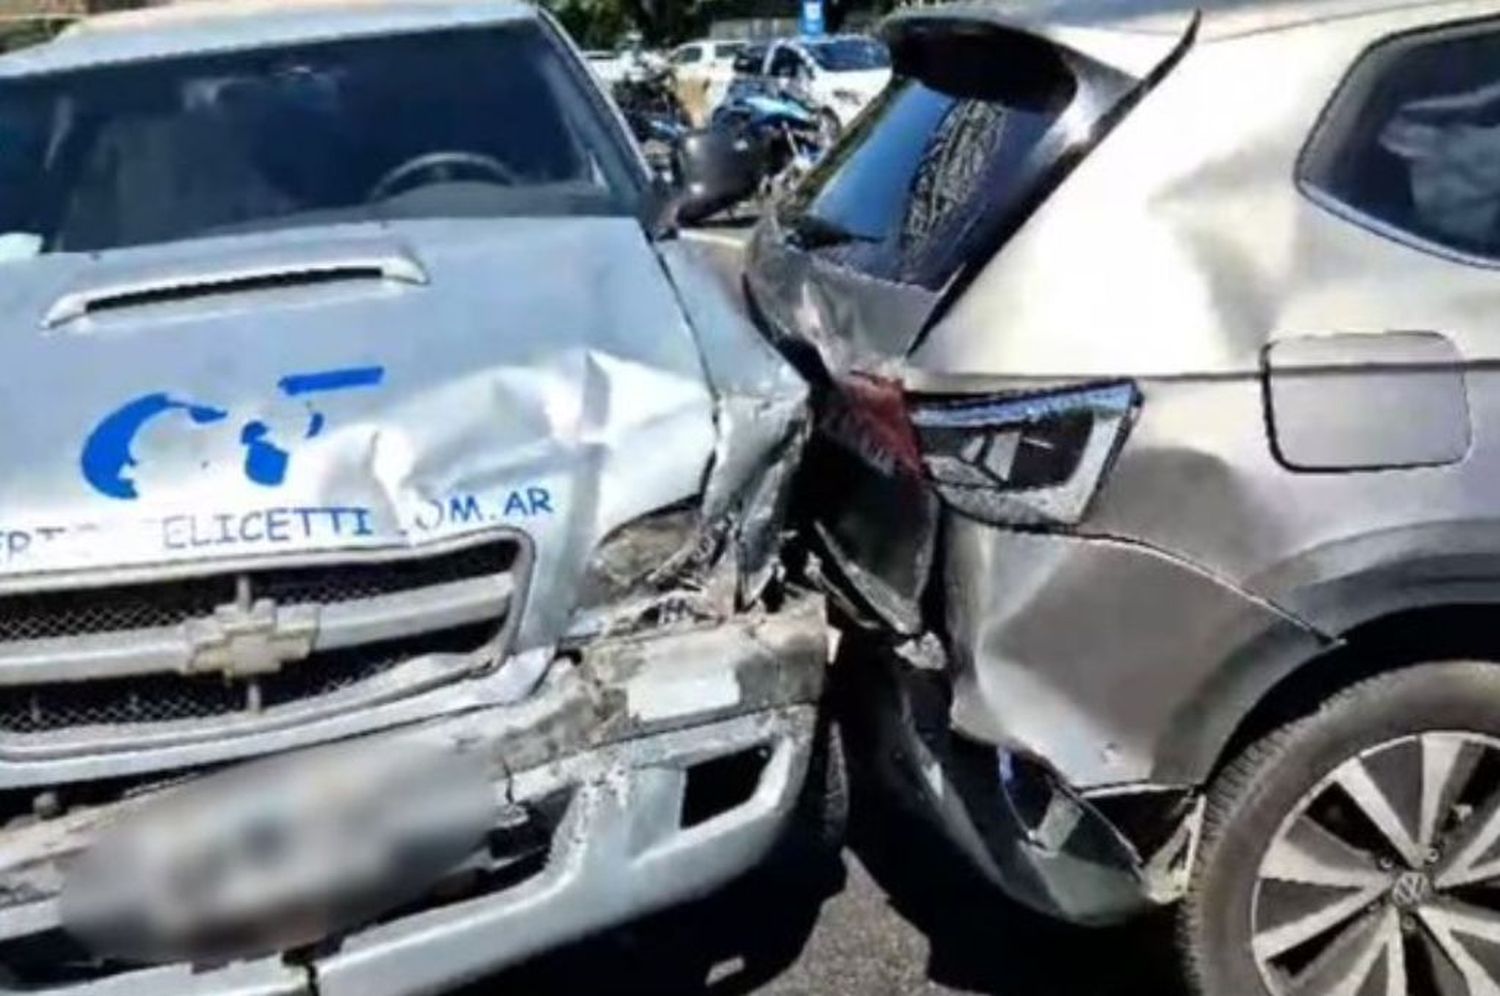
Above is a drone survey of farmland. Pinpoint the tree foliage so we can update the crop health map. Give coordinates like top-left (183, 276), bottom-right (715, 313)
top-left (542, 0), bottom-right (893, 48)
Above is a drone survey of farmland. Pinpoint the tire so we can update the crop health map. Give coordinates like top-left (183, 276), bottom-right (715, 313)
top-left (1181, 661), bottom-right (1500, 996)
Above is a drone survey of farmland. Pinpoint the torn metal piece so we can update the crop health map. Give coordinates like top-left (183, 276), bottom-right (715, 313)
top-left (1135, 794), bottom-right (1205, 906)
top-left (660, 239), bottom-right (813, 606)
top-left (989, 751), bottom-right (1204, 922)
top-left (746, 216), bottom-right (939, 378)
top-left (564, 507), bottom-right (738, 641)
top-left (893, 632), bottom-right (948, 673)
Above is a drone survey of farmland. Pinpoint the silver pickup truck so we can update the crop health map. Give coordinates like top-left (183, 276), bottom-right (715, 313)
top-left (0, 2), bottom-right (827, 993)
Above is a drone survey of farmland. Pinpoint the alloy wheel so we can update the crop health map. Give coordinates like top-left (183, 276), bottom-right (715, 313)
top-left (1253, 732), bottom-right (1500, 995)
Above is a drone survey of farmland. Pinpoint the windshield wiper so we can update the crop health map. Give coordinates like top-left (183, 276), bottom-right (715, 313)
top-left (786, 213), bottom-right (879, 249)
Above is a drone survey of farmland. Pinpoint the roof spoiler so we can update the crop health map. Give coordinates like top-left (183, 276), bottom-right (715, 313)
top-left (881, 4), bottom-right (1198, 99)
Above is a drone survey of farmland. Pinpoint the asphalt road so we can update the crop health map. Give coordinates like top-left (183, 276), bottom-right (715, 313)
top-left (478, 785), bottom-right (1188, 996)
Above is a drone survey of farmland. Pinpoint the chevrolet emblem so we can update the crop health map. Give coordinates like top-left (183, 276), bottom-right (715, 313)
top-left (183, 596), bottom-right (319, 678)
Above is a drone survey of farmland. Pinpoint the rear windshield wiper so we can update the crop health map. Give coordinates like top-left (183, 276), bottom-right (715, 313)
top-left (786, 213), bottom-right (879, 250)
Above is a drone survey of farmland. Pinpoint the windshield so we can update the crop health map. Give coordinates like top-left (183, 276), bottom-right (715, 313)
top-left (0, 22), bottom-right (641, 254)
top-left (806, 38), bottom-right (889, 72)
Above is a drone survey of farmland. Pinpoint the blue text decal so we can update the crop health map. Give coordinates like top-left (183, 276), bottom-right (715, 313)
top-left (0, 486), bottom-right (556, 563)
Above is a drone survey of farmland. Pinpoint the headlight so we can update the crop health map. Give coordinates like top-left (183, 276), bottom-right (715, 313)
top-left (910, 382), bottom-right (1138, 526)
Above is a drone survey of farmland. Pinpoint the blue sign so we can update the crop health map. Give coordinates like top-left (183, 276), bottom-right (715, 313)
top-left (799, 0), bottom-right (825, 37)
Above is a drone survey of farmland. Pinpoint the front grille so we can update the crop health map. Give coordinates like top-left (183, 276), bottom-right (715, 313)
top-left (0, 624), bottom-right (497, 734)
top-left (0, 538), bottom-right (523, 737)
top-left (254, 542), bottom-right (518, 607)
top-left (0, 541), bottom-right (518, 643)
top-left (0, 580), bottom-right (238, 643)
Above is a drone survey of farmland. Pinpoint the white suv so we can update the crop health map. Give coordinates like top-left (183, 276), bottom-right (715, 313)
top-left (670, 38), bottom-right (746, 119)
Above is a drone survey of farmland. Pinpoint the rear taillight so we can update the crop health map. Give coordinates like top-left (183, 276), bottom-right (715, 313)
top-left (823, 376), bottom-right (1138, 527)
top-left (820, 373), bottom-right (924, 477)
top-left (911, 382), bottom-right (1138, 526)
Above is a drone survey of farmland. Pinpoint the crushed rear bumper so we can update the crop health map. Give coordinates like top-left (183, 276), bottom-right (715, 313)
top-left (845, 633), bottom-right (1202, 928)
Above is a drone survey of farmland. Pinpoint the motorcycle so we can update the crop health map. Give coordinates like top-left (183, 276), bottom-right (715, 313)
top-left (612, 56), bottom-right (689, 176)
top-left (710, 78), bottom-right (831, 203)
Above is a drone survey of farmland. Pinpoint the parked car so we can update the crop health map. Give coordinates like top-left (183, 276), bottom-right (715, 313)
top-left (583, 36), bottom-right (667, 89)
top-left (748, 1), bottom-right (1500, 994)
top-left (669, 38), bottom-right (746, 122)
top-left (744, 35), bottom-right (891, 131)
top-left (0, 1), bottom-right (825, 992)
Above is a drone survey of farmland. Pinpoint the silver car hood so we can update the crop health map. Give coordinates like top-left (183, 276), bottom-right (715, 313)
top-left (0, 217), bottom-right (757, 646)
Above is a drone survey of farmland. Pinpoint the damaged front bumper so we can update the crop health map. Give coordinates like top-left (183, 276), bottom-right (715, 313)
top-left (0, 592), bottom-right (826, 996)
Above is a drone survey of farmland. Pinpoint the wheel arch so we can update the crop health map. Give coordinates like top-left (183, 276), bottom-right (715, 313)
top-left (1157, 526), bottom-right (1500, 788)
top-left (1210, 601), bottom-right (1500, 783)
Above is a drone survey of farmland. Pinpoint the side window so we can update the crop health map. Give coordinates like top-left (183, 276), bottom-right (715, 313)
top-left (769, 47), bottom-right (804, 79)
top-left (673, 45), bottom-right (702, 66)
top-left (732, 46), bottom-right (764, 75)
top-left (1302, 24), bottom-right (1500, 260)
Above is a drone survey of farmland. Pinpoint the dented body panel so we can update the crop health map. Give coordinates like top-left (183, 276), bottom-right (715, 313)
top-left (3, 219), bottom-right (713, 639)
top-left (943, 520), bottom-right (1325, 789)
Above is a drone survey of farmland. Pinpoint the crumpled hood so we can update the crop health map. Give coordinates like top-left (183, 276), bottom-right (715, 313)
top-left (0, 217), bottom-right (720, 644)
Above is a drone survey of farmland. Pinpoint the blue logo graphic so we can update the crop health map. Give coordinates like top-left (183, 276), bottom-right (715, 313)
top-left (82, 366), bottom-right (385, 501)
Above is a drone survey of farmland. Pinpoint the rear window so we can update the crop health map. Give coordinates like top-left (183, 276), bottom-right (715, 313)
top-left (777, 71), bottom-right (1076, 290)
top-left (1301, 21), bottom-right (1500, 262)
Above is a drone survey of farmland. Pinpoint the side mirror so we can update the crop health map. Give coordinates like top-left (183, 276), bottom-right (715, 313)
top-left (672, 128), bottom-right (763, 226)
